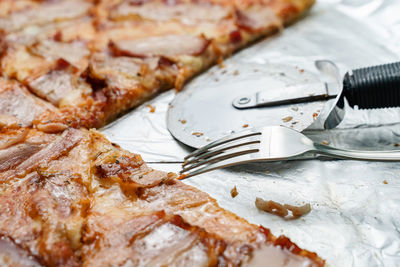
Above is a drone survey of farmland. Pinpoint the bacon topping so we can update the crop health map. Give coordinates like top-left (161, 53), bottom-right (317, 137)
top-left (88, 53), bottom-right (162, 92)
top-left (28, 69), bottom-right (76, 106)
top-left (12, 128), bottom-right (83, 177)
top-left (0, 143), bottom-right (42, 173)
top-left (0, 170), bottom-right (87, 266)
top-left (29, 40), bottom-right (89, 69)
top-left (131, 216), bottom-right (209, 266)
top-left (110, 34), bottom-right (210, 58)
top-left (0, 0), bottom-right (92, 32)
top-left (89, 54), bottom-right (145, 80)
top-left (0, 78), bottom-right (55, 127)
top-left (82, 211), bottom-right (221, 266)
top-left (111, 2), bottom-right (231, 25)
top-left (235, 6), bottom-right (282, 32)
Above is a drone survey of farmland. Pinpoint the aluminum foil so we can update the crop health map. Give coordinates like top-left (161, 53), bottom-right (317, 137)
top-left (102, 1), bottom-right (400, 266)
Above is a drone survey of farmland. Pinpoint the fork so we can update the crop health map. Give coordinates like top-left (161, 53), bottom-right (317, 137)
top-left (180, 126), bottom-right (400, 178)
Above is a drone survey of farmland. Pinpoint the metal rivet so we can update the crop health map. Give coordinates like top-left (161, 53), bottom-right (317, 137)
top-left (238, 97), bottom-right (250, 104)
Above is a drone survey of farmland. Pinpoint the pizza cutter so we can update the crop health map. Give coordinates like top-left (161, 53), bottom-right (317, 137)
top-left (167, 60), bottom-right (400, 148)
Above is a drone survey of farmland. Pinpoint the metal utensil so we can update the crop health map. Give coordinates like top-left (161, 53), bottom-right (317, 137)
top-left (324, 61), bottom-right (400, 129)
top-left (234, 61), bottom-right (400, 129)
top-left (180, 126), bottom-right (400, 178)
top-left (167, 60), bottom-right (332, 149)
top-left (167, 60), bottom-right (400, 149)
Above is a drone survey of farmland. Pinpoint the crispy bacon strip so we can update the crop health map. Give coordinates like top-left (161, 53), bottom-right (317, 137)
top-left (15, 128), bottom-right (83, 175)
top-left (0, 143), bottom-right (43, 173)
top-left (0, 78), bottom-right (56, 127)
top-left (0, 0), bottom-right (91, 32)
top-left (29, 40), bottom-right (89, 70)
top-left (26, 59), bottom-right (88, 106)
top-left (235, 6), bottom-right (282, 32)
top-left (0, 128), bottom-right (83, 181)
top-left (111, 1), bottom-right (231, 24)
top-left (109, 34), bottom-right (210, 57)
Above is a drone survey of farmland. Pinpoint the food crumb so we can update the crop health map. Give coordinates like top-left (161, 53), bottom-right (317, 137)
top-left (394, 143), bottom-right (399, 147)
top-left (383, 180), bottom-right (388, 184)
top-left (192, 132), bottom-right (203, 137)
top-left (312, 112), bottom-right (318, 119)
top-left (146, 104), bottom-right (156, 113)
top-left (179, 119), bottom-right (187, 124)
top-left (242, 124), bottom-right (249, 128)
top-left (233, 70), bottom-right (239, 76)
top-left (255, 198), bottom-right (311, 219)
top-left (282, 116), bottom-right (293, 122)
top-left (299, 69), bottom-right (304, 73)
top-left (291, 106), bottom-right (299, 111)
top-left (321, 140), bottom-right (329, 145)
top-left (230, 186), bottom-right (238, 198)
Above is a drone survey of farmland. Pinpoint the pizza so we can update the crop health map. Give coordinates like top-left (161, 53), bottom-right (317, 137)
top-left (0, 122), bottom-right (324, 266)
top-left (0, 0), bottom-right (324, 266)
top-left (0, 0), bottom-right (314, 131)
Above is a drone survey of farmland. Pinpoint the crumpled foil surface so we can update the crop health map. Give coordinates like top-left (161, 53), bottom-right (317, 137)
top-left (102, 1), bottom-right (400, 266)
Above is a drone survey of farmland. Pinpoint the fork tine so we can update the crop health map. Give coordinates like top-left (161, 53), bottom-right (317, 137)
top-left (182, 140), bottom-right (260, 167)
top-left (181, 146), bottom-right (259, 173)
top-left (180, 153), bottom-right (258, 179)
top-left (184, 130), bottom-right (261, 160)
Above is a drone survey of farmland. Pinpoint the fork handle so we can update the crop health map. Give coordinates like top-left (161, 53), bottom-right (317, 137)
top-left (314, 143), bottom-right (400, 161)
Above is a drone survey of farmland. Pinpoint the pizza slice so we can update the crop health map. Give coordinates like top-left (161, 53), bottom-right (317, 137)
top-left (0, 0), bottom-right (314, 131)
top-left (0, 118), bottom-right (324, 266)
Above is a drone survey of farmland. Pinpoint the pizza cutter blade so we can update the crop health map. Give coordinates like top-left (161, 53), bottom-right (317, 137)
top-left (167, 60), bottom-right (400, 149)
top-left (167, 60), bottom-right (340, 149)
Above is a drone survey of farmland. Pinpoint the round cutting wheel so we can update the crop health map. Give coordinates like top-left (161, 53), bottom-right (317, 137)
top-left (167, 61), bottom-right (328, 148)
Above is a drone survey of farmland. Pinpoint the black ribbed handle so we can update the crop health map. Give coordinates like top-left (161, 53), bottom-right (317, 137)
top-left (343, 62), bottom-right (400, 109)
